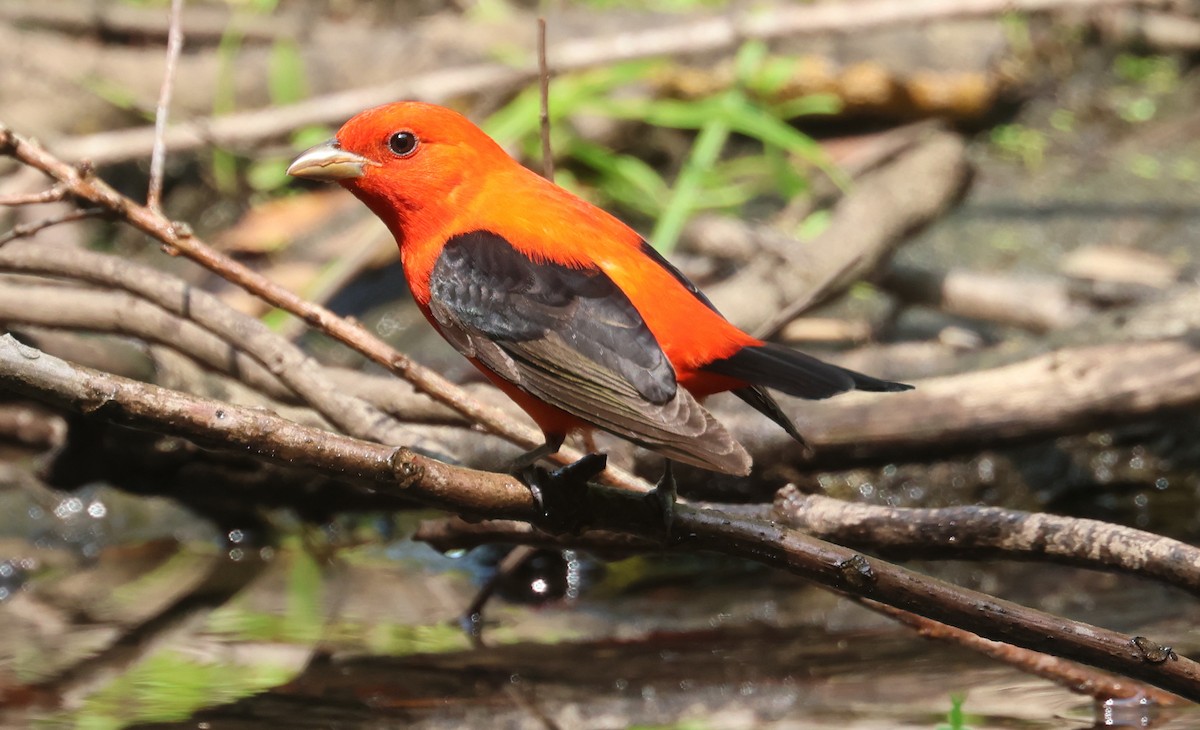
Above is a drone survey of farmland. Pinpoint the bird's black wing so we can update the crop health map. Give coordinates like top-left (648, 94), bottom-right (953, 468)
top-left (427, 231), bottom-right (751, 475)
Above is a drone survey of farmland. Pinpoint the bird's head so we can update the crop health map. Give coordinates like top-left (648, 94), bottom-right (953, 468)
top-left (287, 102), bottom-right (512, 243)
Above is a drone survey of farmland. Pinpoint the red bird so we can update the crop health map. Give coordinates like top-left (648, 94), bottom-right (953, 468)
top-left (288, 102), bottom-right (910, 491)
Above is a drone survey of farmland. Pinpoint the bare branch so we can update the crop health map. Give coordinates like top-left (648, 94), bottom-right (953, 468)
top-left (3, 333), bottom-right (1200, 700)
top-left (881, 264), bottom-right (1095, 333)
top-left (0, 240), bottom-right (440, 455)
top-left (0, 402), bottom-right (66, 449)
top-left (147, 0), bottom-right (185, 212)
top-left (0, 208), bottom-right (105, 246)
top-left (728, 335), bottom-right (1200, 468)
top-left (0, 185), bottom-right (67, 206)
top-left (707, 128), bottom-right (970, 333)
top-left (856, 598), bottom-right (1185, 706)
top-left (774, 487), bottom-right (1200, 596)
top-left (537, 17), bottom-right (553, 181)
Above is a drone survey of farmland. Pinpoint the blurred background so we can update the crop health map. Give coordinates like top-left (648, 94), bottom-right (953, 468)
top-left (4, 0), bottom-right (1200, 727)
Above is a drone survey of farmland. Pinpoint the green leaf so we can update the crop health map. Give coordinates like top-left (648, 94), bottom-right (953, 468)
top-left (597, 96), bottom-right (724, 130)
top-left (750, 56), bottom-right (798, 96)
top-left (769, 92), bottom-right (843, 119)
top-left (733, 39), bottom-right (769, 85)
top-left (650, 114), bottom-right (730, 252)
top-left (211, 148), bottom-right (239, 195)
top-left (247, 158), bottom-right (292, 192)
top-left (795, 209), bottom-right (832, 241)
top-left (570, 140), bottom-right (669, 216)
top-left (268, 38), bottom-right (308, 106)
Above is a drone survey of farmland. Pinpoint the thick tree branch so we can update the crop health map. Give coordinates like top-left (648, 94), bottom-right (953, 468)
top-left (2, 334), bottom-right (1199, 701)
top-left (740, 336), bottom-right (1200, 467)
top-left (775, 487), bottom-right (1200, 596)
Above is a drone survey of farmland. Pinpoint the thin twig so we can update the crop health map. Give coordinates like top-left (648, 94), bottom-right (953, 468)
top-left (0, 185), bottom-right (67, 206)
top-left (537, 17), bottom-right (554, 181)
top-left (461, 545), bottom-right (539, 648)
top-left (147, 0), bottom-right (185, 211)
top-left (856, 598), bottom-right (1185, 706)
top-left (0, 208), bottom-right (105, 246)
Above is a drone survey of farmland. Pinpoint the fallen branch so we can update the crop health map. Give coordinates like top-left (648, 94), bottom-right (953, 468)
top-left (2, 334), bottom-right (1199, 700)
top-left (706, 127), bottom-right (970, 333)
top-left (774, 486), bottom-right (1200, 596)
top-left (881, 263), bottom-right (1095, 333)
top-left (730, 336), bottom-right (1200, 468)
top-left (856, 598), bottom-right (1184, 706)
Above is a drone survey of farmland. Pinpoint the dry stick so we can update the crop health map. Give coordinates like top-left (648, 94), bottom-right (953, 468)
top-left (855, 598), bottom-right (1184, 706)
top-left (537, 17), bottom-right (554, 181)
top-left (0, 281), bottom-right (299, 404)
top-left (2, 290), bottom-right (508, 431)
top-left (0, 1), bottom-right (299, 45)
top-left (0, 403), bottom-right (66, 449)
top-left (1, 336), bottom-right (1198, 701)
top-left (0, 281), bottom-right (427, 433)
top-left (707, 129), bottom-right (970, 333)
top-left (0, 127), bottom-right (650, 493)
top-left (0, 208), bottom-right (105, 246)
top-left (146, 0), bottom-right (185, 212)
top-left (726, 337), bottom-right (1200, 468)
top-left (413, 491), bottom-right (1200, 602)
top-left (0, 185), bottom-right (66, 206)
top-left (414, 495), bottom-right (1196, 704)
top-left (774, 487), bottom-right (1200, 597)
top-left (39, 0), bottom-right (1169, 167)
top-left (0, 241), bottom-right (438, 454)
top-left (881, 263), bottom-right (1094, 333)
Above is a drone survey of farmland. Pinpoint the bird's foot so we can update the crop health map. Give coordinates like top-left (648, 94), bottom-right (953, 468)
top-left (517, 453), bottom-right (606, 534)
top-left (644, 461), bottom-right (676, 536)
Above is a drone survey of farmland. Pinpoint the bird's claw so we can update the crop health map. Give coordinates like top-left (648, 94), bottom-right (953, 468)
top-left (518, 453), bottom-right (606, 534)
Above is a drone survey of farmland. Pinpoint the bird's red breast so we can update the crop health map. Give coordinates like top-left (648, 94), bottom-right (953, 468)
top-left (287, 101), bottom-right (912, 474)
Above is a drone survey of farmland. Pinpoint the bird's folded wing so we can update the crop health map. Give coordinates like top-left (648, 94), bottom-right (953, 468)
top-left (427, 230), bottom-right (750, 475)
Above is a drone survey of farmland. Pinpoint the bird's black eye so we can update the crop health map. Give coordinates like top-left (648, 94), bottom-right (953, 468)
top-left (388, 131), bottom-right (418, 157)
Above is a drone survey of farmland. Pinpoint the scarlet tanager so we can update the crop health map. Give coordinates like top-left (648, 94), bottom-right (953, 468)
top-left (288, 102), bottom-right (911, 487)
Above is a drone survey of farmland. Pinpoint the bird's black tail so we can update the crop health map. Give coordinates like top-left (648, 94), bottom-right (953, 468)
top-left (705, 343), bottom-right (912, 444)
top-left (705, 342), bottom-right (911, 399)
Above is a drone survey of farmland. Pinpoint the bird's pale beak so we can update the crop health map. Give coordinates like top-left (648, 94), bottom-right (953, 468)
top-left (287, 140), bottom-right (370, 181)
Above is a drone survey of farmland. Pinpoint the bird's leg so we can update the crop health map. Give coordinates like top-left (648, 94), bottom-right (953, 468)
top-left (520, 454), bottom-right (606, 535)
top-left (506, 433), bottom-right (566, 472)
top-left (645, 460), bottom-right (677, 535)
top-left (510, 434), bottom-right (605, 534)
